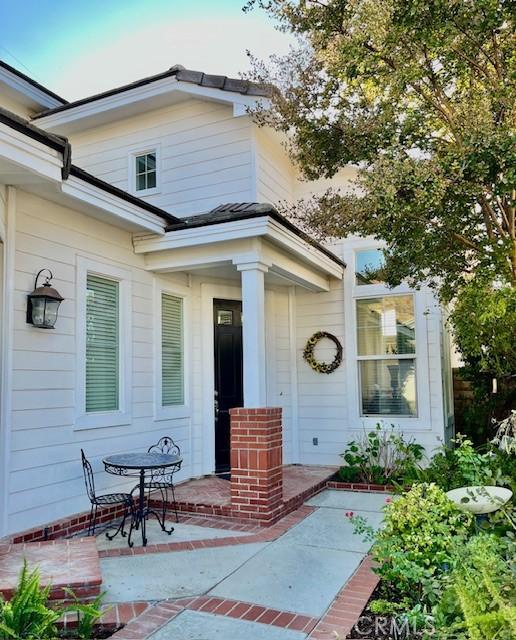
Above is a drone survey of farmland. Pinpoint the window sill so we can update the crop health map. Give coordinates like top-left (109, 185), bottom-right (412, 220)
top-left (74, 411), bottom-right (132, 431)
top-left (132, 187), bottom-right (160, 197)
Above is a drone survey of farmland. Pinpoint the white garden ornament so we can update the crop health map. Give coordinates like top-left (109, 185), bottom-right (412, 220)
top-left (446, 486), bottom-right (513, 515)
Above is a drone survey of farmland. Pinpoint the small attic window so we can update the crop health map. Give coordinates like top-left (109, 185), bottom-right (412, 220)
top-left (130, 148), bottom-right (160, 195)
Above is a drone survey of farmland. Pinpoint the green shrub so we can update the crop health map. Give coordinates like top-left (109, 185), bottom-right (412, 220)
top-left (62, 590), bottom-right (106, 640)
top-left (414, 435), bottom-right (494, 491)
top-left (431, 534), bottom-right (516, 639)
top-left (353, 484), bottom-right (473, 608)
top-left (0, 561), bottom-right (108, 640)
top-left (0, 562), bottom-right (60, 639)
top-left (338, 423), bottom-right (424, 485)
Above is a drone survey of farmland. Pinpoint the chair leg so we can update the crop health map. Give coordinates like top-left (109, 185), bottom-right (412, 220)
top-left (170, 482), bottom-right (179, 523)
top-left (161, 486), bottom-right (168, 530)
top-left (106, 504), bottom-right (130, 540)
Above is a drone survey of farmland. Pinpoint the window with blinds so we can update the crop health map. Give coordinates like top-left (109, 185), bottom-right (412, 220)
top-left (86, 275), bottom-right (119, 413)
top-left (161, 293), bottom-right (184, 406)
top-left (356, 295), bottom-right (417, 417)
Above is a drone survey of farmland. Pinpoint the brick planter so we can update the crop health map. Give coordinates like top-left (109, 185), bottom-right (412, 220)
top-left (0, 538), bottom-right (101, 603)
top-left (230, 407), bottom-right (283, 524)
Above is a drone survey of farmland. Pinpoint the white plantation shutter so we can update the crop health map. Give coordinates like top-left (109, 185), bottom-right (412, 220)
top-left (86, 275), bottom-right (119, 412)
top-left (161, 293), bottom-right (184, 406)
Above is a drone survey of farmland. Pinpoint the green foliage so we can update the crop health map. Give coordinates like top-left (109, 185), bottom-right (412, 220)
top-left (247, 0), bottom-right (516, 377)
top-left (367, 484), bottom-right (473, 606)
top-left (62, 590), bottom-right (107, 640)
top-left (431, 534), bottom-right (516, 639)
top-left (0, 562), bottom-right (59, 639)
top-left (0, 562), bottom-right (108, 640)
top-left (450, 282), bottom-right (516, 379)
top-left (412, 435), bottom-right (494, 491)
top-left (338, 423), bottom-right (424, 485)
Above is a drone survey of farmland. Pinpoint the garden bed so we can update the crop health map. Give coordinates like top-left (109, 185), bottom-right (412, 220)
top-left (345, 582), bottom-right (419, 640)
top-left (59, 625), bottom-right (120, 639)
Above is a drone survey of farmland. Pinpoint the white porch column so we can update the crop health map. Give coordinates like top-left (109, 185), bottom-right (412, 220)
top-left (236, 261), bottom-right (269, 407)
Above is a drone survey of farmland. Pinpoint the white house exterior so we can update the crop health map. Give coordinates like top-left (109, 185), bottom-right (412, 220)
top-left (0, 62), bottom-right (454, 538)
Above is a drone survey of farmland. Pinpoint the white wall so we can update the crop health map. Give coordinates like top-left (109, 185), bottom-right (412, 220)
top-left (294, 238), bottom-right (446, 466)
top-left (254, 129), bottom-right (294, 205)
top-left (7, 189), bottom-right (195, 534)
top-left (5, 188), bottom-right (300, 534)
top-left (69, 99), bottom-right (256, 217)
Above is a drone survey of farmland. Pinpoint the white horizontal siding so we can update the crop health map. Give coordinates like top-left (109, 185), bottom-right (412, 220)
top-left (294, 239), bottom-right (445, 466)
top-left (70, 99), bottom-right (255, 217)
top-left (6, 189), bottom-right (195, 535)
top-left (254, 129), bottom-right (294, 205)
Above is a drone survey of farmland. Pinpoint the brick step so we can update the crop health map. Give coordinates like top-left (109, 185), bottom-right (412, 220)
top-left (0, 538), bottom-right (101, 603)
top-left (148, 464), bottom-right (335, 526)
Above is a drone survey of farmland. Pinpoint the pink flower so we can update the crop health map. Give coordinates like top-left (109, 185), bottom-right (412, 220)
top-left (345, 511), bottom-right (354, 518)
top-left (385, 497), bottom-right (392, 504)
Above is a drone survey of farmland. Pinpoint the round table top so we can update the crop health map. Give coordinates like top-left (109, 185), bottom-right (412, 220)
top-left (103, 452), bottom-right (182, 470)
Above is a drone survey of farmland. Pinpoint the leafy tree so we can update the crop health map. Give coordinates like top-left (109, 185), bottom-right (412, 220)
top-left (246, 0), bottom-right (516, 376)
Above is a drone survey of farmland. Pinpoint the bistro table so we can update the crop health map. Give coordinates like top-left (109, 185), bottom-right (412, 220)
top-left (103, 452), bottom-right (182, 547)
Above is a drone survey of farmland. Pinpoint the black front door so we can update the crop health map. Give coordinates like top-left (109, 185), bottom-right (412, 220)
top-left (214, 299), bottom-right (243, 473)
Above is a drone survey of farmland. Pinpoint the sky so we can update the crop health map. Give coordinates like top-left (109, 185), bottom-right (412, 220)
top-left (0, 0), bottom-right (293, 101)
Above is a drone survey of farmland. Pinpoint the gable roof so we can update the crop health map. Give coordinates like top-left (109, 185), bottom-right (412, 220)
top-left (166, 202), bottom-right (345, 267)
top-left (0, 106), bottom-right (179, 226)
top-left (0, 60), bottom-right (67, 105)
top-left (32, 65), bottom-right (270, 120)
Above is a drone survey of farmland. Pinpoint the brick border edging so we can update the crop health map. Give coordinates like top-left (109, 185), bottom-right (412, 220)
top-left (179, 595), bottom-right (318, 633)
top-left (4, 504), bottom-right (127, 544)
top-left (98, 505), bottom-right (315, 558)
top-left (4, 476), bottom-right (390, 545)
top-left (308, 556), bottom-right (379, 640)
top-left (148, 471), bottom-right (331, 526)
top-left (109, 601), bottom-right (184, 639)
top-left (60, 601), bottom-right (150, 635)
top-left (96, 556), bottom-right (378, 640)
top-left (327, 481), bottom-right (395, 493)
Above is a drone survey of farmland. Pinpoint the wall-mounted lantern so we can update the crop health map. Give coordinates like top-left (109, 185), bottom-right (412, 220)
top-left (26, 269), bottom-right (64, 329)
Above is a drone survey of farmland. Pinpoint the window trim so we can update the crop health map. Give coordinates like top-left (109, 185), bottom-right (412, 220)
top-left (341, 240), bottom-right (432, 430)
top-left (75, 257), bottom-right (132, 430)
top-left (153, 278), bottom-right (190, 421)
top-left (128, 145), bottom-right (160, 197)
top-left (355, 294), bottom-right (418, 418)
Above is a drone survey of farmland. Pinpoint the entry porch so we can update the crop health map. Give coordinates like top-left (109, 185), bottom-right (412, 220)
top-left (149, 464), bottom-right (336, 523)
top-left (135, 205), bottom-right (344, 523)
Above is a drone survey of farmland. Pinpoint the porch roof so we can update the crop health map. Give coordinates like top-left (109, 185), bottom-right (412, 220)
top-left (135, 204), bottom-right (345, 292)
top-left (165, 203), bottom-right (345, 268)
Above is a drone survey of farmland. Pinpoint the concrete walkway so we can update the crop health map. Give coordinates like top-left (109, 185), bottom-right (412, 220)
top-left (98, 490), bottom-right (387, 639)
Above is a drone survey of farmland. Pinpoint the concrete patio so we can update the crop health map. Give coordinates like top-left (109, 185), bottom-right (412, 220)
top-left (0, 489), bottom-right (387, 639)
top-left (98, 489), bottom-right (386, 639)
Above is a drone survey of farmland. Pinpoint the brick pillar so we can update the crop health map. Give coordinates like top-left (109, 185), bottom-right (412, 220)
top-left (229, 407), bottom-right (283, 524)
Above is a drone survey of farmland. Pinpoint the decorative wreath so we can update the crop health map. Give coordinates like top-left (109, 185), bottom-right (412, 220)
top-left (303, 331), bottom-right (343, 374)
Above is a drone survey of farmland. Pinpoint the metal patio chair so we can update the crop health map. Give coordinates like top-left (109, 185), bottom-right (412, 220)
top-left (81, 449), bottom-right (134, 538)
top-left (141, 436), bottom-right (182, 526)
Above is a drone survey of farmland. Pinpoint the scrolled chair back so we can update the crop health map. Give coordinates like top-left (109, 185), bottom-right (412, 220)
top-left (81, 449), bottom-right (96, 502)
top-left (148, 436), bottom-right (181, 457)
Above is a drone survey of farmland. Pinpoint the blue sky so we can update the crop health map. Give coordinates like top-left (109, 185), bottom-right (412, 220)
top-left (1, 0), bottom-right (291, 100)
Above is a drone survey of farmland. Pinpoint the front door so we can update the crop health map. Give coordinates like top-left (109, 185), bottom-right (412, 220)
top-left (214, 299), bottom-right (243, 473)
